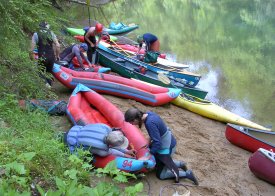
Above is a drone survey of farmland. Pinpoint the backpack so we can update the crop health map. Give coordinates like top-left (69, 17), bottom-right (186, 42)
top-left (144, 51), bottom-right (160, 63)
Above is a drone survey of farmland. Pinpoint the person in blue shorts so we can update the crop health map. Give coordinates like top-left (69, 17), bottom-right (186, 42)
top-left (124, 108), bottom-right (199, 185)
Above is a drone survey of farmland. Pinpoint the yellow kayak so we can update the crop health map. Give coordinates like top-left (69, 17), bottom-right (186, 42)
top-left (172, 94), bottom-right (271, 131)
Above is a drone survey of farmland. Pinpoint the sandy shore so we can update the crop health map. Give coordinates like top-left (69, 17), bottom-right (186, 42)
top-left (52, 81), bottom-right (275, 196)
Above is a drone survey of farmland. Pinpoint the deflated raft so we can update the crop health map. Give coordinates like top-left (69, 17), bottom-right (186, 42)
top-left (66, 84), bottom-right (155, 172)
top-left (52, 63), bottom-right (181, 106)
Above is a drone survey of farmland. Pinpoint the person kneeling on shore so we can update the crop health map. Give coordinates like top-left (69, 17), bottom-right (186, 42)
top-left (64, 123), bottom-right (136, 158)
top-left (124, 108), bottom-right (199, 185)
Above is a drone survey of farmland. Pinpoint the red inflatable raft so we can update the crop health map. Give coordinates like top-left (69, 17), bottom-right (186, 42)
top-left (66, 84), bottom-right (155, 172)
top-left (52, 63), bottom-right (181, 106)
top-left (248, 148), bottom-right (275, 185)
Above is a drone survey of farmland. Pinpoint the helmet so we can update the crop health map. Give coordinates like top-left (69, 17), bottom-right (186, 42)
top-left (137, 35), bottom-right (143, 43)
top-left (95, 23), bottom-right (103, 33)
top-left (39, 21), bottom-right (49, 29)
top-left (80, 43), bottom-right (88, 51)
top-left (124, 108), bottom-right (143, 123)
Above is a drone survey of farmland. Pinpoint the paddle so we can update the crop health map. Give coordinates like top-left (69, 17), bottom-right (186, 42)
top-left (157, 72), bottom-right (195, 101)
top-left (109, 39), bottom-right (135, 57)
top-left (157, 72), bottom-right (172, 85)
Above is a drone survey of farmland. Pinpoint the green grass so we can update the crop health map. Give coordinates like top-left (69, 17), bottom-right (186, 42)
top-left (0, 94), bottom-right (143, 195)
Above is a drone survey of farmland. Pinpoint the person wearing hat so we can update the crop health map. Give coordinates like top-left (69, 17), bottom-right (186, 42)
top-left (65, 123), bottom-right (136, 158)
top-left (124, 108), bottom-right (199, 185)
top-left (84, 23), bottom-right (104, 64)
top-left (30, 21), bottom-right (60, 88)
top-left (60, 43), bottom-right (92, 70)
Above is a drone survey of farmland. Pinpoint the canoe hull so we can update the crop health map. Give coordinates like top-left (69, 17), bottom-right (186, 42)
top-left (172, 95), bottom-right (270, 130)
top-left (225, 124), bottom-right (274, 152)
top-left (98, 42), bottom-right (200, 87)
top-left (67, 25), bottom-right (138, 36)
top-left (248, 148), bottom-right (275, 185)
top-left (97, 47), bottom-right (208, 99)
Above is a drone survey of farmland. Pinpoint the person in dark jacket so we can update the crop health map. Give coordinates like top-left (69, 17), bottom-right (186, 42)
top-left (124, 108), bottom-right (199, 185)
top-left (30, 21), bottom-right (60, 88)
top-left (60, 43), bottom-right (92, 70)
top-left (65, 123), bottom-right (136, 158)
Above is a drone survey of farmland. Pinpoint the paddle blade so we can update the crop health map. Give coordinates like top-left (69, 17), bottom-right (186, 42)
top-left (158, 72), bottom-right (171, 85)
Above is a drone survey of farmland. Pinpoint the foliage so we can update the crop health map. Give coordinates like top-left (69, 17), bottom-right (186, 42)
top-left (96, 161), bottom-right (137, 183)
top-left (0, 0), bottom-right (70, 99)
top-left (0, 94), bottom-right (144, 195)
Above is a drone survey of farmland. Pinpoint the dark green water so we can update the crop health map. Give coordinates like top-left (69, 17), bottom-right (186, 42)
top-left (71, 0), bottom-right (275, 128)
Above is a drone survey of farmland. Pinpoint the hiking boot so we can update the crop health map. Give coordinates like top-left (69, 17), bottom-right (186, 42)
top-left (179, 161), bottom-right (188, 171)
top-left (186, 170), bottom-right (199, 185)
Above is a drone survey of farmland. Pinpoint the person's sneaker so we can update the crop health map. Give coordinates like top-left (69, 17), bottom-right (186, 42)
top-left (186, 170), bottom-right (199, 185)
top-left (179, 161), bottom-right (188, 171)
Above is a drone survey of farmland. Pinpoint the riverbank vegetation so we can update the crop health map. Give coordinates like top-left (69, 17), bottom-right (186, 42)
top-left (0, 1), bottom-right (143, 195)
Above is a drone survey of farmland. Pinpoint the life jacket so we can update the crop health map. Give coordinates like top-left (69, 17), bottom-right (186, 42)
top-left (66, 123), bottom-right (111, 155)
top-left (37, 29), bottom-right (55, 58)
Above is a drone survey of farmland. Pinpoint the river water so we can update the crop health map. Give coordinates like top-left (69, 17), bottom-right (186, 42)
top-left (71, 0), bottom-right (275, 128)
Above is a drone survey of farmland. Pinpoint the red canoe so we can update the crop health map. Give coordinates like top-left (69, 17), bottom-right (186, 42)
top-left (248, 148), bottom-right (275, 185)
top-left (73, 35), bottom-right (166, 59)
top-left (52, 63), bottom-right (181, 106)
top-left (67, 84), bottom-right (155, 172)
top-left (225, 123), bottom-right (275, 152)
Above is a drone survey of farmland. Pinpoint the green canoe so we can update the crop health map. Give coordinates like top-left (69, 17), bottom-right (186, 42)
top-left (97, 43), bottom-right (208, 99)
top-left (67, 23), bottom-right (138, 36)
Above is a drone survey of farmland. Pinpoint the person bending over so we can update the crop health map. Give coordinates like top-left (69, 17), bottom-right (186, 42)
top-left (124, 108), bottom-right (198, 185)
top-left (64, 123), bottom-right (136, 158)
top-left (60, 43), bottom-right (92, 70)
top-left (136, 33), bottom-right (160, 63)
top-left (84, 23), bottom-right (103, 64)
top-left (137, 33), bottom-right (160, 53)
